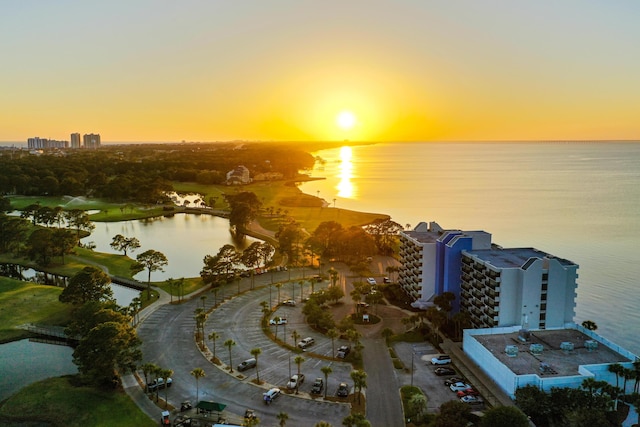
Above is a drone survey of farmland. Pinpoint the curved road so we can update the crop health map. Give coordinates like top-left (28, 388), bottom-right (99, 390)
top-left (131, 257), bottom-right (406, 426)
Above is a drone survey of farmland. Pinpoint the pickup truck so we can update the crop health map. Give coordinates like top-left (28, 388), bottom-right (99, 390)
top-left (311, 377), bottom-right (324, 394)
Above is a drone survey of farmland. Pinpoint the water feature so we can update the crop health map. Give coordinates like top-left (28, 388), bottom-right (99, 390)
top-left (82, 213), bottom-right (260, 281)
top-left (0, 339), bottom-right (77, 402)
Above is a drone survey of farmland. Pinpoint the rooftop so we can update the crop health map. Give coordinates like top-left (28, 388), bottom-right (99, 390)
top-left (472, 328), bottom-right (632, 376)
top-left (465, 247), bottom-right (577, 269)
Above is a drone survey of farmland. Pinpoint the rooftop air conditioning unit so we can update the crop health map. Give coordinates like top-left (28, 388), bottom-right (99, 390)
top-left (560, 342), bottom-right (574, 354)
top-left (530, 343), bottom-right (543, 355)
top-left (505, 345), bottom-right (518, 357)
top-left (585, 340), bottom-right (598, 352)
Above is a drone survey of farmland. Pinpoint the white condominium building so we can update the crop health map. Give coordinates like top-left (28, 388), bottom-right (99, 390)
top-left (460, 247), bottom-right (578, 330)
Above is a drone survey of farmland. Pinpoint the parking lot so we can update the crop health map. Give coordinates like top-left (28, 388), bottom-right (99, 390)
top-left (392, 342), bottom-right (485, 413)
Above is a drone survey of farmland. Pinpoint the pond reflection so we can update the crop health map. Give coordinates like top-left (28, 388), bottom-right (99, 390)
top-left (83, 213), bottom-right (259, 281)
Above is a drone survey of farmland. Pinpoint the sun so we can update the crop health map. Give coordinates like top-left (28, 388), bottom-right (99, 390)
top-left (336, 110), bottom-right (356, 130)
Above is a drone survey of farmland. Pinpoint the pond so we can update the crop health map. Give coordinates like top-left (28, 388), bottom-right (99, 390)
top-left (82, 213), bottom-right (260, 281)
top-left (0, 339), bottom-right (77, 402)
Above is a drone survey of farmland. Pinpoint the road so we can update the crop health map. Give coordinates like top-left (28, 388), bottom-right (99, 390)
top-left (132, 256), bottom-right (411, 426)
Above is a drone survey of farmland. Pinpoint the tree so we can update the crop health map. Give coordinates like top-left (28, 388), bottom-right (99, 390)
top-left (250, 347), bottom-right (262, 383)
top-left (59, 266), bottom-right (113, 305)
top-left (407, 393), bottom-right (427, 424)
top-left (51, 228), bottom-right (77, 264)
top-left (225, 191), bottom-right (262, 234)
top-left (241, 241), bottom-right (262, 289)
top-left (315, 423), bottom-right (333, 427)
top-left (110, 234), bottom-right (141, 257)
top-left (277, 411), bottom-right (289, 427)
top-left (381, 327), bottom-right (394, 345)
top-left (581, 320), bottom-right (598, 331)
top-left (327, 328), bottom-right (339, 357)
top-left (141, 362), bottom-right (158, 393)
top-left (64, 209), bottom-right (95, 239)
top-left (433, 400), bottom-right (472, 427)
top-left (190, 368), bottom-right (206, 403)
top-left (132, 249), bottom-right (168, 297)
top-left (321, 365), bottom-right (333, 399)
top-left (224, 339), bottom-right (236, 372)
top-left (294, 356), bottom-right (305, 393)
top-left (0, 214), bottom-right (28, 254)
top-left (208, 331), bottom-right (220, 361)
top-left (161, 368), bottom-right (173, 408)
top-left (291, 330), bottom-right (300, 351)
top-left (342, 413), bottom-right (370, 427)
top-left (201, 244), bottom-right (240, 285)
top-left (26, 228), bottom-right (57, 266)
top-left (276, 221), bottom-right (306, 266)
top-left (350, 369), bottom-right (367, 404)
top-left (480, 406), bottom-right (529, 427)
top-left (72, 321), bottom-right (142, 386)
top-left (363, 218), bottom-right (403, 255)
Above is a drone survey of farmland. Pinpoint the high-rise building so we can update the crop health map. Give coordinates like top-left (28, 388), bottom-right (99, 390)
top-left (70, 133), bottom-right (81, 149)
top-left (460, 247), bottom-right (578, 330)
top-left (83, 133), bottom-right (101, 149)
top-left (398, 222), bottom-right (491, 310)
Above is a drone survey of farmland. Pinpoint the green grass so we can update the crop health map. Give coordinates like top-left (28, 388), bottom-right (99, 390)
top-left (0, 376), bottom-right (155, 427)
top-left (0, 277), bottom-right (73, 343)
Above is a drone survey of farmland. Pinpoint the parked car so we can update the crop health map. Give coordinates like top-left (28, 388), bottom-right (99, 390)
top-left (270, 317), bottom-right (287, 325)
top-left (457, 388), bottom-right (480, 397)
top-left (263, 387), bottom-right (281, 403)
top-left (431, 354), bottom-right (452, 365)
top-left (282, 299), bottom-right (296, 307)
top-left (337, 382), bottom-right (349, 397)
top-left (287, 374), bottom-right (305, 389)
top-left (383, 277), bottom-right (391, 284)
top-left (434, 367), bottom-right (456, 376)
top-left (237, 358), bottom-right (257, 372)
top-left (298, 337), bottom-right (315, 349)
top-left (444, 376), bottom-right (465, 386)
top-left (460, 395), bottom-right (484, 404)
top-left (366, 277), bottom-right (377, 285)
top-left (311, 377), bottom-right (324, 394)
top-left (356, 302), bottom-right (370, 309)
top-left (336, 345), bottom-right (351, 358)
top-left (148, 377), bottom-right (172, 391)
top-left (449, 382), bottom-right (473, 392)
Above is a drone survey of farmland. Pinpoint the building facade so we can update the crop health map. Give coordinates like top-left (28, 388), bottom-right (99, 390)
top-left (70, 133), bottom-right (81, 149)
top-left (460, 247), bottom-right (578, 330)
top-left (83, 133), bottom-right (101, 149)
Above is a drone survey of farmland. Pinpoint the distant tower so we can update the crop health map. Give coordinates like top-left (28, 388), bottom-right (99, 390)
top-left (83, 133), bottom-right (101, 149)
top-left (70, 133), bottom-right (81, 149)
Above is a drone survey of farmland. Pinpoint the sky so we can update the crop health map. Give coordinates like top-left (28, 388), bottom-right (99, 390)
top-left (2, 0), bottom-right (640, 143)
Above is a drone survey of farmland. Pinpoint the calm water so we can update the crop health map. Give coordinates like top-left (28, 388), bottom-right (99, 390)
top-left (82, 213), bottom-right (259, 282)
top-left (0, 340), bottom-right (77, 401)
top-left (301, 142), bottom-right (640, 356)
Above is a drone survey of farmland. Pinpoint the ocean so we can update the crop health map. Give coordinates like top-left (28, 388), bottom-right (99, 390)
top-left (300, 141), bottom-right (640, 356)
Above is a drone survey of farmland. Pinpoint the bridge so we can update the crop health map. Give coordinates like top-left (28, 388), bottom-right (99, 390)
top-left (20, 323), bottom-right (79, 345)
top-left (110, 276), bottom-right (146, 291)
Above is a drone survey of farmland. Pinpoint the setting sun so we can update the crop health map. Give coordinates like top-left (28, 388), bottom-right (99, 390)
top-left (336, 111), bottom-right (357, 130)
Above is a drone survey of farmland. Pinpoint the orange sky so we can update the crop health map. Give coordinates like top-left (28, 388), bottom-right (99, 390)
top-left (1, 1), bottom-right (639, 142)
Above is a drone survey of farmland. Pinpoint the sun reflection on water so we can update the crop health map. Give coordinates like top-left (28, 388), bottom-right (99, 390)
top-left (337, 146), bottom-right (354, 198)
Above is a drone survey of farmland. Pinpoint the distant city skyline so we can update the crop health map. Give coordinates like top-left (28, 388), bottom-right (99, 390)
top-left (2, 1), bottom-right (639, 142)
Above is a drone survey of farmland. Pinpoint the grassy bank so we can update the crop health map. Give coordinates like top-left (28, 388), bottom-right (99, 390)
top-left (0, 376), bottom-right (155, 427)
top-left (0, 277), bottom-right (73, 343)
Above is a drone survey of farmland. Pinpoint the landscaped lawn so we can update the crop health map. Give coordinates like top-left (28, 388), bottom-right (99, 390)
top-left (0, 277), bottom-right (73, 343)
top-left (0, 376), bottom-right (156, 427)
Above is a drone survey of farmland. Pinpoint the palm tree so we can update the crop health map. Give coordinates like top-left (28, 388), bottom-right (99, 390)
top-left (277, 411), bottom-right (289, 427)
top-left (273, 316), bottom-right (282, 340)
top-left (208, 331), bottom-right (220, 361)
top-left (328, 268), bottom-right (338, 287)
top-left (200, 295), bottom-right (207, 309)
top-left (381, 328), bottom-right (394, 345)
top-left (327, 328), bottom-right (339, 357)
top-left (224, 339), bottom-right (236, 372)
top-left (251, 347), bottom-right (262, 383)
top-left (211, 287), bottom-right (219, 306)
top-left (141, 362), bottom-right (158, 393)
top-left (342, 413), bottom-right (370, 427)
top-left (162, 368), bottom-right (173, 408)
top-left (314, 422), bottom-right (333, 427)
top-left (321, 365), bottom-right (333, 399)
top-left (275, 283), bottom-right (282, 304)
top-left (190, 368), bottom-right (206, 403)
top-left (294, 356), bottom-right (305, 394)
top-left (350, 369), bottom-right (367, 404)
top-left (291, 330), bottom-right (300, 350)
top-left (609, 363), bottom-right (624, 391)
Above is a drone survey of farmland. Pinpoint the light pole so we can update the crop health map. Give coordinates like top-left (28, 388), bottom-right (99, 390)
top-left (411, 348), bottom-right (415, 387)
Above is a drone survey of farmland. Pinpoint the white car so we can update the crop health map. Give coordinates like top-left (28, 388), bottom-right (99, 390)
top-left (282, 299), bottom-right (296, 307)
top-left (431, 354), bottom-right (451, 365)
top-left (270, 317), bottom-right (287, 325)
top-left (263, 387), bottom-right (281, 402)
top-left (297, 337), bottom-right (315, 349)
top-left (366, 277), bottom-right (377, 285)
top-left (286, 374), bottom-right (305, 389)
top-left (449, 382), bottom-right (472, 392)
